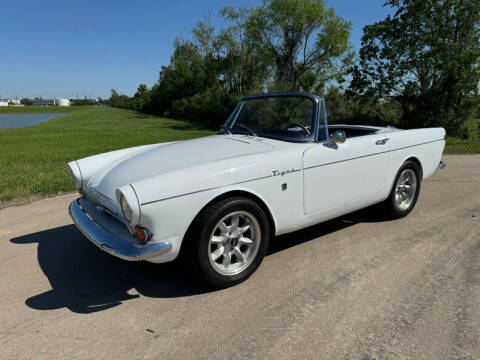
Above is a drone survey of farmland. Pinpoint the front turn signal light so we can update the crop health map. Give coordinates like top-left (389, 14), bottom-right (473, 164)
top-left (135, 226), bottom-right (152, 243)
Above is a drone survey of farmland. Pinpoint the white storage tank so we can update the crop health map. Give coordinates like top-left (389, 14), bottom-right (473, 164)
top-left (56, 98), bottom-right (70, 106)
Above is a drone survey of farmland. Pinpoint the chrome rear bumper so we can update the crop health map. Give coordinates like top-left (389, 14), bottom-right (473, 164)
top-left (69, 197), bottom-right (171, 261)
top-left (439, 160), bottom-right (446, 169)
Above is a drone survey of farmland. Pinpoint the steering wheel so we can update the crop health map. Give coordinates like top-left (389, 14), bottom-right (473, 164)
top-left (286, 123), bottom-right (310, 137)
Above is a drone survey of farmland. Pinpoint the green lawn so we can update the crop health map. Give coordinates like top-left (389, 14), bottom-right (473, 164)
top-left (0, 106), bottom-right (213, 207)
top-left (444, 117), bottom-right (480, 154)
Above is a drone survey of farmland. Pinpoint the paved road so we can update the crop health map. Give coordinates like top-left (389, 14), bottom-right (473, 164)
top-left (1, 155), bottom-right (479, 359)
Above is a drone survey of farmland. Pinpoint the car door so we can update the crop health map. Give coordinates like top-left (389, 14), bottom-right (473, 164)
top-left (302, 133), bottom-right (389, 215)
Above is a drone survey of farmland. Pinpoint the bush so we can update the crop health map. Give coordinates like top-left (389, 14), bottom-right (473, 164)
top-left (169, 90), bottom-right (240, 129)
top-left (325, 86), bottom-right (401, 127)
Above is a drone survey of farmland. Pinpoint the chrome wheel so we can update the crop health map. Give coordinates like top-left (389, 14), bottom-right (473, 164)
top-left (395, 169), bottom-right (417, 211)
top-left (208, 211), bottom-right (261, 276)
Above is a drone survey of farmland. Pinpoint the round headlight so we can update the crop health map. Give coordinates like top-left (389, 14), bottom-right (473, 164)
top-left (120, 194), bottom-right (133, 223)
top-left (116, 185), bottom-right (141, 226)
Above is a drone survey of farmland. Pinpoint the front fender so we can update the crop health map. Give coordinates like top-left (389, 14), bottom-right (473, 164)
top-left (133, 148), bottom-right (307, 263)
top-left (131, 151), bottom-right (279, 207)
top-left (137, 184), bottom-right (277, 263)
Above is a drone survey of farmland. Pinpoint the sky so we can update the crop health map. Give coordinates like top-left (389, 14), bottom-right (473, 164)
top-left (0, 0), bottom-right (392, 100)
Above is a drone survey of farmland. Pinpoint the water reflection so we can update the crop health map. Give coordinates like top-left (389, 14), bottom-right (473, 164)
top-left (0, 113), bottom-right (66, 129)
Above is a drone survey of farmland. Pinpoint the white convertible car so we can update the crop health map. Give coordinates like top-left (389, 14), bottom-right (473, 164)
top-left (68, 93), bottom-right (446, 287)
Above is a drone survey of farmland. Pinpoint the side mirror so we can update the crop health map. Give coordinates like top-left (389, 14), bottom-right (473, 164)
top-left (329, 130), bottom-right (346, 144)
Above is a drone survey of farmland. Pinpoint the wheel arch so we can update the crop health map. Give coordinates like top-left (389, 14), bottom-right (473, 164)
top-left (180, 190), bottom-right (277, 257)
top-left (404, 156), bottom-right (423, 180)
top-left (387, 155), bottom-right (424, 195)
top-left (199, 190), bottom-right (276, 235)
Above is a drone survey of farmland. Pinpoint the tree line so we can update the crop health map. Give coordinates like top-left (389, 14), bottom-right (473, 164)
top-left (108, 0), bottom-right (480, 138)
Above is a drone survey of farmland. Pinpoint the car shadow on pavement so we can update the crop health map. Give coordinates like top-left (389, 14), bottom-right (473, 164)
top-left (10, 204), bottom-right (391, 314)
top-left (10, 225), bottom-right (214, 314)
top-left (268, 204), bottom-right (392, 255)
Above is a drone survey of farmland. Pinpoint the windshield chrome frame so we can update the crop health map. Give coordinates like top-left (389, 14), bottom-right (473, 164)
top-left (221, 92), bottom-right (325, 143)
top-left (320, 98), bottom-right (330, 143)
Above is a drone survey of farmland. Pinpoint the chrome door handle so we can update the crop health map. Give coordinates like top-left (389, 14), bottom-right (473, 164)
top-left (375, 138), bottom-right (389, 145)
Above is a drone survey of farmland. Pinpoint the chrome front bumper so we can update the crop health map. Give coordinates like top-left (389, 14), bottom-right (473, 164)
top-left (69, 197), bottom-right (171, 261)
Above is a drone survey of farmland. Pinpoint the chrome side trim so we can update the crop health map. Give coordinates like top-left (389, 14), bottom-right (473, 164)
top-left (390, 138), bottom-right (445, 152)
top-left (304, 138), bottom-right (445, 171)
top-left (70, 198), bottom-right (171, 261)
top-left (141, 174), bottom-right (274, 206)
top-left (439, 161), bottom-right (446, 169)
top-left (304, 150), bottom-right (389, 170)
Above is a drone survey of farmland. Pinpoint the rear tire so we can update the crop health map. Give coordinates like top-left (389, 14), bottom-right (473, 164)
top-left (185, 197), bottom-right (271, 288)
top-left (385, 160), bottom-right (421, 218)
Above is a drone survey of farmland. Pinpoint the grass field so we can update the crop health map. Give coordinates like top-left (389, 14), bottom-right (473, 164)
top-left (444, 117), bottom-right (480, 154)
top-left (0, 106), bottom-right (212, 207)
top-left (0, 105), bottom-right (477, 207)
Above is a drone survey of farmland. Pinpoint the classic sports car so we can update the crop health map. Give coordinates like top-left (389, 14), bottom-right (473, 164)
top-left (68, 92), bottom-right (446, 287)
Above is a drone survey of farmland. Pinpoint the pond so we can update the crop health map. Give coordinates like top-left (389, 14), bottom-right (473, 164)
top-left (0, 113), bottom-right (66, 129)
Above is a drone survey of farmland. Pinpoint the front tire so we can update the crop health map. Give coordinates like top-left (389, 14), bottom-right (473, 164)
top-left (186, 197), bottom-right (271, 288)
top-left (385, 160), bottom-right (421, 218)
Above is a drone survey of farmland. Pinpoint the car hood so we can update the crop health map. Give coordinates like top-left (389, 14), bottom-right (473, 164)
top-left (87, 135), bottom-right (275, 201)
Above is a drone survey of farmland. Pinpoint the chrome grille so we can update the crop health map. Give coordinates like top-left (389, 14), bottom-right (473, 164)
top-left (84, 186), bottom-right (125, 223)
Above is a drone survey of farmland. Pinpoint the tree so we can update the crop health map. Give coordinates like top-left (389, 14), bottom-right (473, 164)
top-left (146, 45), bottom-right (213, 115)
top-left (108, 89), bottom-right (133, 109)
top-left (350, 0), bottom-right (480, 136)
top-left (145, 15), bottom-right (264, 119)
top-left (131, 84), bottom-right (151, 111)
top-left (20, 98), bottom-right (32, 105)
top-left (325, 86), bottom-right (401, 126)
top-left (217, 7), bottom-right (271, 94)
top-left (108, 1), bottom-right (357, 129)
top-left (246, 0), bottom-right (354, 92)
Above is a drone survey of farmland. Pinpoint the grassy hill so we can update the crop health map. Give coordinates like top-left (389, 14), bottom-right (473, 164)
top-left (443, 117), bottom-right (479, 154)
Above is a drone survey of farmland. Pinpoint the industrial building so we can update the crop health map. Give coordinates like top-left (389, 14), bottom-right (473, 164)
top-left (0, 98), bottom-right (21, 106)
top-left (32, 98), bottom-right (71, 106)
top-left (56, 98), bottom-right (70, 106)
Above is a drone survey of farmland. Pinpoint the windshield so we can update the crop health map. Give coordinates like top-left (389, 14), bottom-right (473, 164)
top-left (222, 95), bottom-right (317, 142)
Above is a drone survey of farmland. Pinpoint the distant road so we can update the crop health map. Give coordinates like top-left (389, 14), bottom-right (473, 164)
top-left (1, 155), bottom-right (479, 359)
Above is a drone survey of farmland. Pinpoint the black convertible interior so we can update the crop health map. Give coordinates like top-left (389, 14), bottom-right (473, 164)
top-left (324, 125), bottom-right (380, 139)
